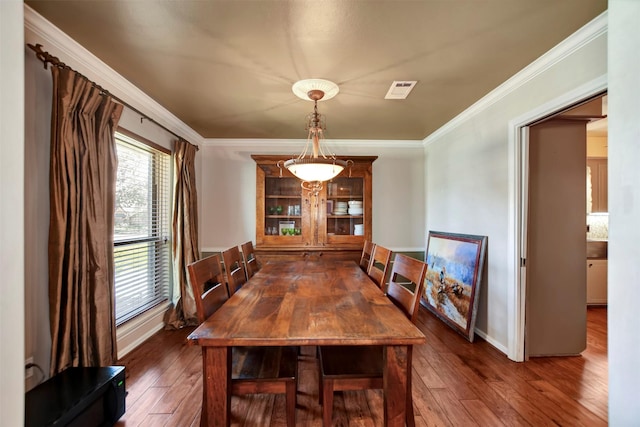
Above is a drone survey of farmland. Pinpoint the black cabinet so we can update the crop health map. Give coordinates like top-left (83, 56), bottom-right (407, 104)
top-left (25, 366), bottom-right (126, 427)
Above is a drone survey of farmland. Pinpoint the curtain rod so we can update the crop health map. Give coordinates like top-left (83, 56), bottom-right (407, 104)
top-left (27, 43), bottom-right (198, 151)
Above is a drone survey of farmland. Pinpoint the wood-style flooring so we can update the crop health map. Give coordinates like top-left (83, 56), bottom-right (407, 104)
top-left (115, 306), bottom-right (607, 426)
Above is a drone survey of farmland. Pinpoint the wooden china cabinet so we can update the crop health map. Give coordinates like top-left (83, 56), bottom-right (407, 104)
top-left (252, 155), bottom-right (377, 263)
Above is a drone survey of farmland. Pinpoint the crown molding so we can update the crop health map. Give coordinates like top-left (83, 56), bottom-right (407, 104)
top-left (424, 10), bottom-right (608, 146)
top-left (202, 138), bottom-right (424, 150)
top-left (24, 4), bottom-right (204, 146)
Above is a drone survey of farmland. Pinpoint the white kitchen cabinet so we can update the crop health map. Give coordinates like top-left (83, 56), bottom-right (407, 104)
top-left (586, 259), bottom-right (607, 305)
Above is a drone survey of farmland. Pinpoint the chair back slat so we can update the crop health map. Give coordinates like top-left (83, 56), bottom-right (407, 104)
top-left (187, 254), bottom-right (229, 323)
top-left (222, 246), bottom-right (248, 296)
top-left (359, 241), bottom-right (375, 272)
top-left (367, 244), bottom-right (392, 290)
top-left (241, 241), bottom-right (260, 279)
top-left (386, 254), bottom-right (428, 324)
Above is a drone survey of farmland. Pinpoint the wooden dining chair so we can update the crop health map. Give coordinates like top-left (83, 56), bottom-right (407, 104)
top-left (318, 254), bottom-right (428, 427)
top-left (186, 254), bottom-right (229, 323)
top-left (187, 255), bottom-right (298, 427)
top-left (241, 240), bottom-right (260, 279)
top-left (367, 244), bottom-right (392, 290)
top-left (222, 245), bottom-right (248, 296)
top-left (359, 240), bottom-right (375, 272)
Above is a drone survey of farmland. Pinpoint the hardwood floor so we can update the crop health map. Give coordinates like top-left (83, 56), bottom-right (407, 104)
top-left (115, 307), bottom-right (607, 426)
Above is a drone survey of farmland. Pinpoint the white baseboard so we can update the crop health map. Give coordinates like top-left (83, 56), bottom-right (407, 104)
top-left (116, 303), bottom-right (169, 360)
top-left (474, 328), bottom-right (508, 355)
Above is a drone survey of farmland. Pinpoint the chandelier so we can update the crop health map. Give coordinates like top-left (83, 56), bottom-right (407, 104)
top-left (279, 79), bottom-right (351, 195)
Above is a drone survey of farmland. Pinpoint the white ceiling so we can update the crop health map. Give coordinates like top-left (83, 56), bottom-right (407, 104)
top-left (25, 0), bottom-right (607, 141)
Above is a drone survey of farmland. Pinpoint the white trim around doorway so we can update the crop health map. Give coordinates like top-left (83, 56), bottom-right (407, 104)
top-left (506, 75), bottom-right (607, 361)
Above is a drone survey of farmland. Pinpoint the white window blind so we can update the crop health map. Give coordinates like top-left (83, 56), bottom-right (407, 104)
top-left (114, 131), bottom-right (171, 325)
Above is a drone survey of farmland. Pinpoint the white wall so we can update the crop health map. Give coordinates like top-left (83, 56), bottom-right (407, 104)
top-left (199, 140), bottom-right (425, 252)
top-left (423, 15), bottom-right (607, 353)
top-left (23, 44), bottom-right (52, 391)
top-left (1, 1), bottom-right (25, 425)
top-left (608, 0), bottom-right (640, 423)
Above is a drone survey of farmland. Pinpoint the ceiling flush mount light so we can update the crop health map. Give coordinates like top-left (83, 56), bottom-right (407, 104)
top-left (280, 79), bottom-right (351, 196)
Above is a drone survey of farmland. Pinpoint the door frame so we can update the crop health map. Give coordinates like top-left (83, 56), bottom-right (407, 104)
top-left (506, 75), bottom-right (607, 361)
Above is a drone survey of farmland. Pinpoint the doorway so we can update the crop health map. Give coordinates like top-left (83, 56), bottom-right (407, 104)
top-left (506, 76), bottom-right (607, 362)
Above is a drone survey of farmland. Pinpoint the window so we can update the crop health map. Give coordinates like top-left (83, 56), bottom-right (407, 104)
top-left (114, 130), bottom-right (171, 325)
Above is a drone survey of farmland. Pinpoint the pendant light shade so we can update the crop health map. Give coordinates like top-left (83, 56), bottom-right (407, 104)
top-left (282, 79), bottom-right (351, 194)
top-left (284, 157), bottom-right (346, 182)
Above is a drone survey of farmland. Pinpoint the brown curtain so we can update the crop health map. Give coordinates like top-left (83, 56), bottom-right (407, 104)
top-left (48, 66), bottom-right (123, 375)
top-left (164, 140), bottom-right (199, 329)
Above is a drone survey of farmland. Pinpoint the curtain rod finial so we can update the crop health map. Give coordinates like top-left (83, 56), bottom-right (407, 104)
top-left (27, 43), bottom-right (49, 69)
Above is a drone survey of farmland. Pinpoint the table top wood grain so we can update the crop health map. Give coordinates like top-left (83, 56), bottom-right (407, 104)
top-left (188, 260), bottom-right (426, 347)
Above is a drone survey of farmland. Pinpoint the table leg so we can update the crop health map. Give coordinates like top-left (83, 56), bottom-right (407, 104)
top-left (201, 346), bottom-right (232, 427)
top-left (384, 345), bottom-right (410, 427)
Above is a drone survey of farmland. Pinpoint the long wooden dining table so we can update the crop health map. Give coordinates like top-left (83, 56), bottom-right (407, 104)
top-left (187, 259), bottom-right (426, 426)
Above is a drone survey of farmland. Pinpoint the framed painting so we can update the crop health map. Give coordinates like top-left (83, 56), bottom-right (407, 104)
top-left (422, 231), bottom-right (487, 342)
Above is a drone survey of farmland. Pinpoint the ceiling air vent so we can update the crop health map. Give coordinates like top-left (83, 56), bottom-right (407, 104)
top-left (384, 81), bottom-right (417, 99)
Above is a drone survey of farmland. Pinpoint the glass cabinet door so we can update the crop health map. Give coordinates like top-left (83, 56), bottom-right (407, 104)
top-left (254, 154), bottom-right (374, 252)
top-left (264, 177), bottom-right (305, 241)
top-left (325, 177), bottom-right (365, 241)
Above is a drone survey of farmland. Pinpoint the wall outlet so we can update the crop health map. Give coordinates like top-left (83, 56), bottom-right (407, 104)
top-left (25, 356), bottom-right (34, 379)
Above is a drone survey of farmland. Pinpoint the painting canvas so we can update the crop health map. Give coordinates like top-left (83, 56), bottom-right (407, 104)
top-left (422, 231), bottom-right (487, 342)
